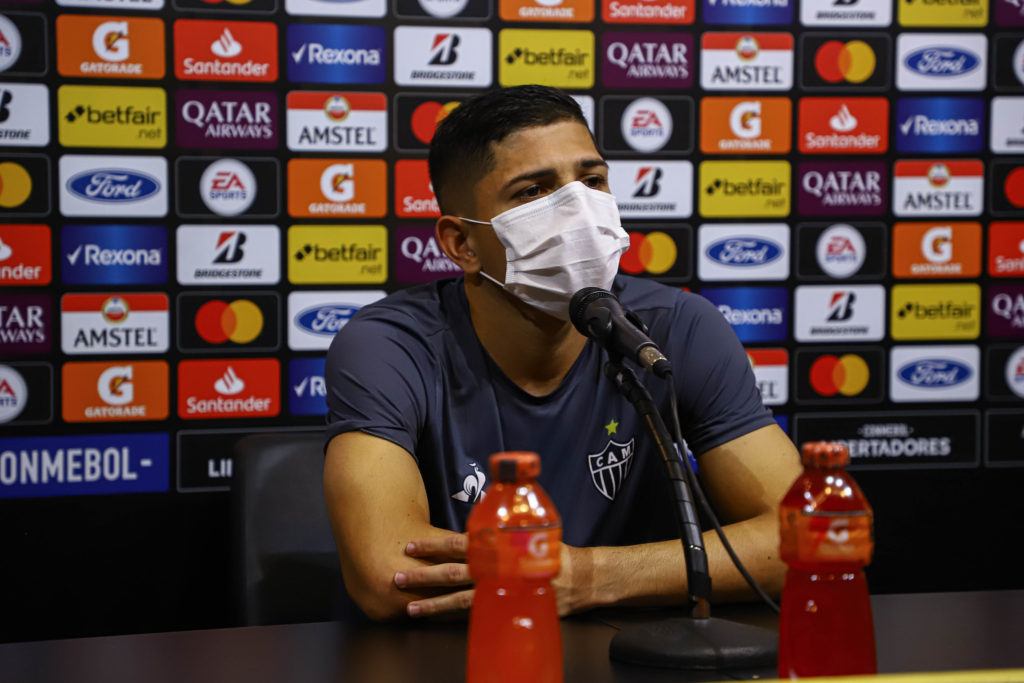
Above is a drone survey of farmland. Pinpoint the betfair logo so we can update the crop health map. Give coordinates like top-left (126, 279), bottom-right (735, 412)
top-left (499, 29), bottom-right (594, 88)
top-left (58, 86), bottom-right (166, 149)
top-left (899, 0), bottom-right (987, 26)
top-left (890, 283), bottom-right (980, 340)
top-left (699, 160), bottom-right (790, 217)
top-left (288, 225), bottom-right (387, 284)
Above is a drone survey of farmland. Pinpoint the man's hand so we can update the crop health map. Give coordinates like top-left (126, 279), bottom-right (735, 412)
top-left (398, 535), bottom-right (593, 618)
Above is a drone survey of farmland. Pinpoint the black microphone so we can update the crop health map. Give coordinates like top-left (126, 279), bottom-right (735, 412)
top-left (569, 287), bottom-right (672, 378)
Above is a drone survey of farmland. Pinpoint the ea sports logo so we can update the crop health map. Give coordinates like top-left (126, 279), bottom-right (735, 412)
top-left (195, 299), bottom-right (264, 344)
top-left (735, 36), bottom-right (759, 61)
top-left (814, 40), bottom-right (876, 84)
top-left (417, 0), bottom-right (470, 18)
top-left (620, 231), bottom-right (677, 275)
top-left (809, 354), bottom-right (870, 397)
top-left (0, 364), bottom-right (28, 424)
top-left (0, 15), bottom-right (23, 73)
top-left (621, 97), bottom-right (672, 153)
top-left (200, 158), bottom-right (256, 216)
top-left (323, 95), bottom-right (350, 122)
top-left (319, 163), bottom-right (355, 203)
top-left (93, 21), bottom-right (130, 63)
top-left (816, 224), bottom-right (866, 279)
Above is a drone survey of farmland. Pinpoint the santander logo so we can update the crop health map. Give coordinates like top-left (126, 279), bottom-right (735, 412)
top-left (211, 28), bottom-right (242, 59)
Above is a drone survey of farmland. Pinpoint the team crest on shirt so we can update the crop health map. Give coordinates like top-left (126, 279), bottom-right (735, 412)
top-left (451, 461), bottom-right (486, 503)
top-left (588, 438), bottom-right (635, 501)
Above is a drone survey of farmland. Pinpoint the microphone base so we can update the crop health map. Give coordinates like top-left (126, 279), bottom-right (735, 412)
top-left (609, 616), bottom-right (777, 670)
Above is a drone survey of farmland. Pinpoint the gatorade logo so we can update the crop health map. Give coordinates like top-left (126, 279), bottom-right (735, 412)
top-left (287, 158), bottom-right (387, 218)
top-left (57, 15), bottom-right (166, 80)
top-left (892, 222), bottom-right (981, 278)
top-left (61, 360), bottom-right (169, 422)
top-left (620, 231), bottom-right (678, 275)
top-left (700, 96), bottom-right (791, 154)
top-left (502, 0), bottom-right (595, 21)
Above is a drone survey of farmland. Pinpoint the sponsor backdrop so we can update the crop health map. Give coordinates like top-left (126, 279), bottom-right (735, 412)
top-left (1, 0), bottom-right (1023, 640)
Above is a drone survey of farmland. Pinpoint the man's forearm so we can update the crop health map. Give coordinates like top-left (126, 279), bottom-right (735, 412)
top-left (568, 512), bottom-right (785, 612)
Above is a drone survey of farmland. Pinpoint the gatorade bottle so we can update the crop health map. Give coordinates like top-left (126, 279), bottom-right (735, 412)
top-left (778, 441), bottom-right (877, 679)
top-left (466, 452), bottom-right (563, 683)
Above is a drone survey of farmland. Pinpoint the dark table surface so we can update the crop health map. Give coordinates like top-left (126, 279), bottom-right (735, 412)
top-left (2, 590), bottom-right (1023, 683)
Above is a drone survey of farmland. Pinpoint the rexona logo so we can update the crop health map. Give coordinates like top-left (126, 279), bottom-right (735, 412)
top-left (59, 154), bottom-right (168, 217)
top-left (700, 97), bottom-right (791, 154)
top-left (0, 294), bottom-right (51, 355)
top-left (619, 226), bottom-right (691, 281)
top-left (395, 225), bottom-right (462, 283)
top-left (698, 160), bottom-right (790, 217)
top-left (57, 15), bottom-right (165, 80)
top-left (800, 34), bottom-right (890, 90)
top-left (601, 95), bottom-right (692, 154)
top-left (61, 293), bottom-right (170, 355)
top-left (288, 225), bottom-right (387, 284)
top-left (991, 97), bottom-right (1024, 153)
top-left (702, 0), bottom-right (792, 25)
top-left (798, 162), bottom-right (886, 216)
top-left (800, 0), bottom-right (891, 26)
top-left (892, 222), bottom-right (981, 279)
top-left (176, 225), bottom-right (280, 285)
top-left (700, 33), bottom-right (793, 91)
top-left (0, 83), bottom-right (50, 147)
top-left (287, 158), bottom-right (387, 218)
top-left (989, 284), bottom-right (1024, 338)
top-left (62, 360), bottom-right (169, 422)
top-left (895, 97), bottom-right (984, 154)
top-left (989, 222), bottom-right (1024, 277)
top-left (890, 283), bottom-right (980, 340)
top-left (890, 345), bottom-right (979, 403)
top-left (287, 289), bottom-right (386, 350)
top-left (601, 32), bottom-right (692, 89)
top-left (289, 357), bottom-right (326, 417)
top-left (747, 348), bottom-right (787, 405)
top-left (697, 223), bottom-right (789, 281)
top-left (498, 29), bottom-right (594, 88)
top-left (0, 224), bottom-right (50, 286)
top-left (61, 224), bottom-right (167, 285)
top-left (501, 0), bottom-right (595, 21)
top-left (58, 85), bottom-right (166, 149)
top-left (699, 286), bottom-right (788, 343)
top-left (0, 433), bottom-right (169, 499)
top-left (176, 90), bottom-right (277, 150)
top-left (178, 358), bottom-right (280, 419)
top-left (395, 160), bottom-right (439, 218)
top-left (892, 160), bottom-right (983, 218)
top-left (286, 91), bottom-right (386, 152)
top-left (287, 24), bottom-right (386, 84)
top-left (174, 20), bottom-right (277, 82)
top-left (393, 27), bottom-right (492, 88)
top-left (798, 97), bottom-right (888, 154)
top-left (793, 284), bottom-right (886, 342)
top-left (609, 161), bottom-right (693, 218)
top-left (898, 0), bottom-right (987, 26)
top-left (896, 33), bottom-right (986, 92)
top-left (602, 0), bottom-right (694, 23)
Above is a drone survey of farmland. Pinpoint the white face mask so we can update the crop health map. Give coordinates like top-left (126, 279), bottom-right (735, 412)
top-left (460, 181), bottom-right (630, 321)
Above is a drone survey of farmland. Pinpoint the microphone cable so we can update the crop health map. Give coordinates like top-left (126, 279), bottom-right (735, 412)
top-left (664, 370), bottom-right (780, 615)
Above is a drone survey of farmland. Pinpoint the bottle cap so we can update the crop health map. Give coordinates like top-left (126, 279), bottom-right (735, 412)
top-left (489, 452), bottom-right (540, 483)
top-left (800, 441), bottom-right (850, 468)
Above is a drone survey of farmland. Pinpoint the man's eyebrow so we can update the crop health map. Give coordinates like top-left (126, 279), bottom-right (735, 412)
top-left (501, 158), bottom-right (609, 191)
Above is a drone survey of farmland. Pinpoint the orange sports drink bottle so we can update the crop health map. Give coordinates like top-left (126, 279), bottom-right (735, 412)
top-left (466, 452), bottom-right (563, 683)
top-left (778, 441), bottom-right (877, 679)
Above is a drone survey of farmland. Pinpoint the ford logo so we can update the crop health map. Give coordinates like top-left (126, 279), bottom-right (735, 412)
top-left (904, 48), bottom-right (979, 77)
top-left (67, 169), bottom-right (160, 203)
top-left (296, 304), bottom-right (360, 335)
top-left (706, 238), bottom-right (782, 266)
top-left (897, 359), bottom-right (971, 387)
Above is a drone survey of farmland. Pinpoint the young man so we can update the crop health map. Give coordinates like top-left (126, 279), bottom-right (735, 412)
top-left (323, 85), bottom-right (801, 621)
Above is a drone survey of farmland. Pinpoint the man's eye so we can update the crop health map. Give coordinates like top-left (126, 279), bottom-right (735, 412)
top-left (584, 176), bottom-right (607, 188)
top-left (518, 185), bottom-right (543, 199)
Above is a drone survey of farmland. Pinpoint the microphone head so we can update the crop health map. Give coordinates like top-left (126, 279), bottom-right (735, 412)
top-left (569, 287), bottom-right (618, 338)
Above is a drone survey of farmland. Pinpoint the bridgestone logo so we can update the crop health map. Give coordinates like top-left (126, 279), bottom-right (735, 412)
top-left (193, 268), bottom-right (263, 278)
top-left (408, 70), bottom-right (475, 80)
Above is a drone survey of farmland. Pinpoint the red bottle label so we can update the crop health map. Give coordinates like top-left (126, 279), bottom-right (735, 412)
top-left (469, 526), bottom-right (562, 580)
top-left (783, 511), bottom-right (873, 565)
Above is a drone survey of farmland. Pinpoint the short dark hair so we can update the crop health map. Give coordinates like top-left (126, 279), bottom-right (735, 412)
top-left (427, 85), bottom-right (589, 215)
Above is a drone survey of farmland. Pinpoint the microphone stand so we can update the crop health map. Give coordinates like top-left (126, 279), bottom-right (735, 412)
top-left (603, 356), bottom-right (777, 670)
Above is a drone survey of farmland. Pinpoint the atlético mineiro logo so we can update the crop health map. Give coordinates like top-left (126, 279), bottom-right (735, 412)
top-left (588, 438), bottom-right (635, 501)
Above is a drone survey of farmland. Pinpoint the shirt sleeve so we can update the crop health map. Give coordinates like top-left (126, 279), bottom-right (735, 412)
top-left (665, 293), bottom-right (776, 457)
top-left (323, 314), bottom-right (430, 459)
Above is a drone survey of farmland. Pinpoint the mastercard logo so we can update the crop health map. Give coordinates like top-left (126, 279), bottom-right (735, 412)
top-left (809, 354), bottom-right (870, 397)
top-left (1004, 167), bottom-right (1024, 209)
top-left (814, 40), bottom-right (876, 84)
top-left (0, 162), bottom-right (33, 209)
top-left (195, 299), bottom-right (264, 344)
top-left (410, 100), bottom-right (461, 145)
top-left (620, 231), bottom-right (677, 275)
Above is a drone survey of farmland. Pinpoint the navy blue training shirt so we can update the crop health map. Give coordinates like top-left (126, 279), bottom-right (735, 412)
top-left (325, 275), bottom-right (774, 548)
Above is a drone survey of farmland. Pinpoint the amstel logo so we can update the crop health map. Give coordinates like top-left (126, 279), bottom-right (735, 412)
top-left (58, 85), bottom-right (166, 149)
top-left (498, 29), bottom-right (594, 88)
top-left (288, 225), bottom-right (387, 284)
top-left (698, 160), bottom-right (790, 217)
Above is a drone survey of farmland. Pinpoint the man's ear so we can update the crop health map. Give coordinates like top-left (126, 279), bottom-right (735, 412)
top-left (436, 215), bottom-right (479, 273)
